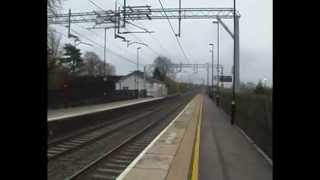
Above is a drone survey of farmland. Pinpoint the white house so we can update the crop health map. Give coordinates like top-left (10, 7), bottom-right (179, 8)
top-left (116, 71), bottom-right (168, 97)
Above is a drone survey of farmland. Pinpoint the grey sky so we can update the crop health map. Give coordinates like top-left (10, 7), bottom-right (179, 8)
top-left (51, 0), bottom-right (272, 86)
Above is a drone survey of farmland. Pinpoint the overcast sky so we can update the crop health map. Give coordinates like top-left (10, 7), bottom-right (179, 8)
top-left (50, 0), bottom-right (272, 86)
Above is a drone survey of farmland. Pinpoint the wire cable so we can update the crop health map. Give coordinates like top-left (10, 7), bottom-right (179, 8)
top-left (54, 9), bottom-right (139, 66)
top-left (157, 0), bottom-right (190, 63)
top-left (87, 0), bottom-right (105, 11)
top-left (70, 29), bottom-right (138, 65)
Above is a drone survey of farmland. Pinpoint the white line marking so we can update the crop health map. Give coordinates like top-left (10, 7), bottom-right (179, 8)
top-left (48, 97), bottom-right (164, 121)
top-left (116, 96), bottom-right (196, 180)
top-left (235, 126), bottom-right (273, 166)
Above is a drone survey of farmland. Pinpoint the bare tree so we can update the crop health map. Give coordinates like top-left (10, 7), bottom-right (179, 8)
top-left (48, 28), bottom-right (63, 74)
top-left (82, 51), bottom-right (116, 76)
top-left (48, 0), bottom-right (63, 15)
top-left (96, 62), bottom-right (116, 76)
top-left (82, 52), bottom-right (101, 76)
top-left (48, 29), bottom-right (62, 58)
top-left (106, 63), bottom-right (116, 75)
top-left (153, 56), bottom-right (176, 79)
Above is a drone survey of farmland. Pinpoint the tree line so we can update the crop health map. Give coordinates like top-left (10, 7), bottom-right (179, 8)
top-left (48, 29), bottom-right (116, 90)
top-left (239, 81), bottom-right (272, 95)
top-left (47, 0), bottom-right (196, 94)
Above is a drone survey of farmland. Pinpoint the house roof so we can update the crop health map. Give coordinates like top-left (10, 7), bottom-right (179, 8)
top-left (120, 70), bottom-right (165, 84)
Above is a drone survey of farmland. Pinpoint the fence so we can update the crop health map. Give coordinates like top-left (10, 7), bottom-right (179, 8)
top-left (217, 91), bottom-right (273, 159)
top-left (48, 76), bottom-right (144, 109)
top-left (48, 89), bottom-right (139, 109)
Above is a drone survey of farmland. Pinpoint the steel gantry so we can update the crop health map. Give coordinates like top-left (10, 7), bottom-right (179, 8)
top-left (48, 7), bottom-right (241, 91)
top-left (48, 8), bottom-right (240, 24)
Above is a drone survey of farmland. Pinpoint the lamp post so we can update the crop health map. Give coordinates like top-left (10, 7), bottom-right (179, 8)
top-left (209, 43), bottom-right (214, 98)
top-left (83, 26), bottom-right (109, 80)
top-left (212, 21), bottom-right (220, 106)
top-left (137, 47), bottom-right (141, 96)
top-left (103, 28), bottom-right (107, 79)
top-left (127, 41), bottom-right (148, 98)
top-left (231, 0), bottom-right (237, 125)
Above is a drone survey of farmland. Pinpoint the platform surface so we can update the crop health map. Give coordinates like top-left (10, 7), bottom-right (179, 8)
top-left (108, 94), bottom-right (272, 180)
top-left (199, 94), bottom-right (273, 180)
top-left (48, 97), bottom-right (164, 121)
top-left (117, 95), bottom-right (202, 180)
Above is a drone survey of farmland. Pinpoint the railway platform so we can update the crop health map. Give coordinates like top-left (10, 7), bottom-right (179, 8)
top-left (117, 94), bottom-right (202, 180)
top-left (199, 94), bottom-right (272, 180)
top-left (48, 97), bottom-right (163, 122)
top-left (116, 94), bottom-right (273, 180)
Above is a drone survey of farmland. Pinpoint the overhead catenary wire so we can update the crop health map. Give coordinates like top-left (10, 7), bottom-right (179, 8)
top-left (58, 6), bottom-right (139, 66)
top-left (58, 1), bottom-right (178, 65)
top-left (85, 0), bottom-right (174, 63)
top-left (74, 23), bottom-right (101, 38)
top-left (157, 0), bottom-right (190, 63)
top-left (124, 9), bottom-right (179, 62)
top-left (75, 23), bottom-right (138, 58)
top-left (146, 27), bottom-right (179, 61)
top-left (127, 32), bottom-right (163, 57)
top-left (113, 0), bottom-right (163, 58)
top-left (70, 29), bottom-right (138, 65)
top-left (87, 0), bottom-right (105, 11)
top-left (148, 33), bottom-right (179, 61)
top-left (113, 0), bottom-right (167, 58)
top-left (86, 0), bottom-right (157, 64)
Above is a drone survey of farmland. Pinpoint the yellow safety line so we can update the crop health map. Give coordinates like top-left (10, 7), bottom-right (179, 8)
top-left (191, 96), bottom-right (203, 180)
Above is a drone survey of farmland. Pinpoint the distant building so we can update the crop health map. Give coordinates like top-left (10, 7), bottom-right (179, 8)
top-left (116, 71), bottom-right (167, 97)
top-left (104, 75), bottom-right (123, 91)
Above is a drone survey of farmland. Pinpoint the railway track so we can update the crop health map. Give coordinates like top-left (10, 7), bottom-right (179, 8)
top-left (47, 109), bottom-right (154, 161)
top-left (68, 97), bottom-right (187, 180)
top-left (48, 94), bottom-right (194, 180)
